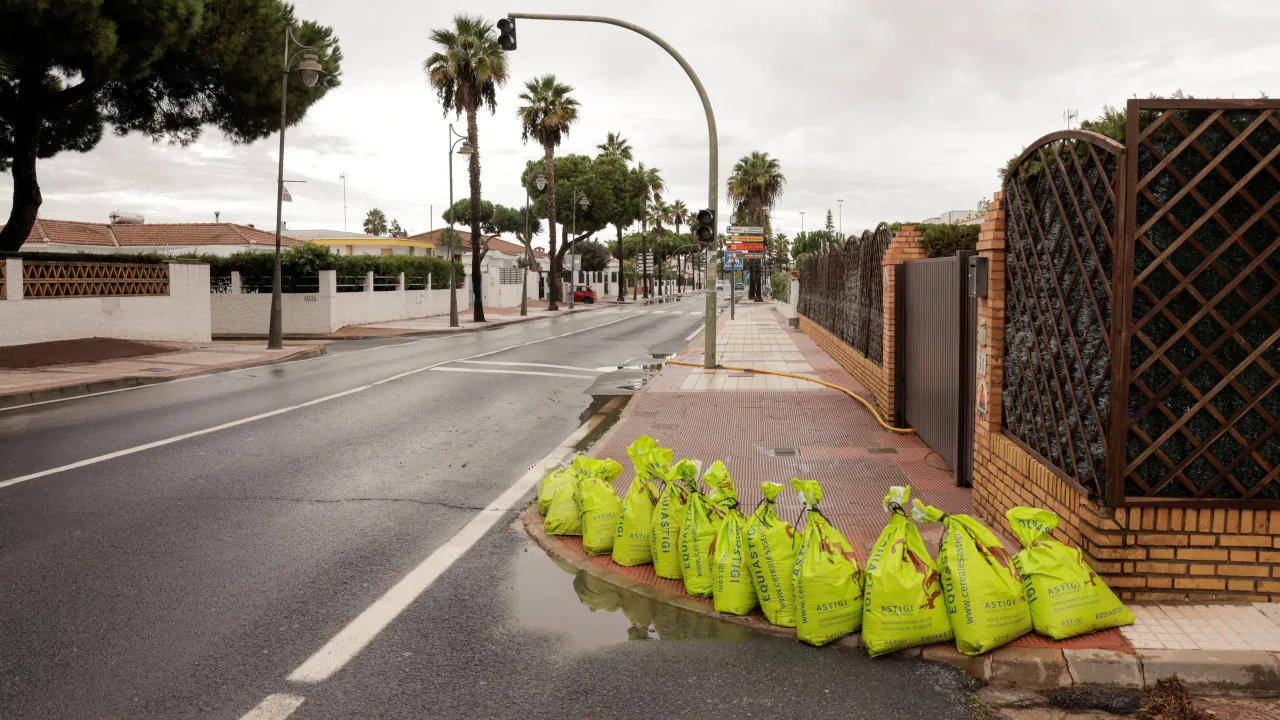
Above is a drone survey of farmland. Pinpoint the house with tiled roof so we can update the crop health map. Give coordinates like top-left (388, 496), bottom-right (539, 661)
top-left (7, 218), bottom-right (300, 255)
top-left (284, 229), bottom-right (438, 257)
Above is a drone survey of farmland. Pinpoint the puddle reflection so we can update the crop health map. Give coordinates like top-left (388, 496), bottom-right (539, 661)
top-left (514, 545), bottom-right (755, 651)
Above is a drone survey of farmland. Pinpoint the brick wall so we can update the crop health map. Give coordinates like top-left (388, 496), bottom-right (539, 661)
top-left (970, 192), bottom-right (1280, 603)
top-left (797, 314), bottom-right (888, 411)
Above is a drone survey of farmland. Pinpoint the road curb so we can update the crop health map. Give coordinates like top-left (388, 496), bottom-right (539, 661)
top-left (214, 306), bottom-right (603, 342)
top-left (522, 512), bottom-right (1280, 698)
top-left (0, 345), bottom-right (326, 410)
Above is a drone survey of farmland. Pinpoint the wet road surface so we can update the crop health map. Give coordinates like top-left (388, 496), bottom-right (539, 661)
top-left (0, 302), bottom-right (977, 719)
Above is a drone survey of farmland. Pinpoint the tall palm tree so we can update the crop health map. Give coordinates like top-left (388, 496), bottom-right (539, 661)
top-left (425, 14), bottom-right (509, 322)
top-left (517, 74), bottom-right (580, 311)
top-left (649, 200), bottom-right (674, 295)
top-left (362, 208), bottom-right (388, 236)
top-left (597, 132), bottom-right (633, 163)
top-left (636, 163), bottom-right (665, 298)
top-left (670, 199), bottom-right (689, 291)
top-left (727, 151), bottom-right (786, 301)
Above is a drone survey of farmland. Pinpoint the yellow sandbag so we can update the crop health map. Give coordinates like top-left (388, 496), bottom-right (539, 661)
top-left (537, 456), bottom-right (585, 515)
top-left (612, 465), bottom-right (659, 566)
top-left (544, 458), bottom-right (619, 538)
top-left (1006, 507), bottom-right (1134, 640)
top-left (626, 436), bottom-right (672, 483)
top-left (745, 481), bottom-right (799, 627)
top-left (680, 461), bottom-right (730, 598)
top-left (791, 479), bottom-right (864, 646)
top-left (916, 501), bottom-right (1032, 655)
top-left (862, 487), bottom-right (953, 656)
top-left (711, 469), bottom-right (757, 615)
top-left (578, 460), bottom-right (624, 555)
top-left (651, 459), bottom-right (700, 579)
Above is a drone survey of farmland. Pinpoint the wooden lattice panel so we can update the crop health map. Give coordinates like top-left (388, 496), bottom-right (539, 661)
top-left (1118, 100), bottom-right (1280, 502)
top-left (1003, 132), bottom-right (1124, 500)
top-left (22, 261), bottom-right (169, 298)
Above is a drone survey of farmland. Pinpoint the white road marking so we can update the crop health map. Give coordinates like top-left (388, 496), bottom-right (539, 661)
top-left (238, 693), bottom-right (306, 720)
top-left (684, 326), bottom-right (704, 342)
top-left (452, 360), bottom-right (600, 373)
top-left (430, 367), bottom-right (595, 380)
top-left (286, 418), bottom-right (599, 684)
top-left (0, 313), bottom-right (648, 491)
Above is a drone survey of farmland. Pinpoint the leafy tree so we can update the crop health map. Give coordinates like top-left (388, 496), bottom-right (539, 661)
top-left (426, 13), bottom-right (509, 322)
top-left (490, 203), bottom-right (542, 316)
top-left (585, 154), bottom-right (645, 301)
top-left (976, 197), bottom-right (990, 215)
top-left (442, 198), bottom-right (495, 231)
top-left (575, 239), bottom-right (611, 273)
top-left (919, 223), bottom-right (979, 258)
top-left (517, 73), bottom-right (579, 310)
top-left (770, 231), bottom-right (791, 271)
top-left (388, 219), bottom-right (408, 238)
top-left (0, 0), bottom-right (343, 251)
top-left (635, 162), bottom-right (666, 297)
top-left (363, 208), bottom-right (388, 236)
top-left (824, 209), bottom-right (835, 233)
top-left (596, 131), bottom-right (633, 163)
top-left (727, 151), bottom-right (786, 300)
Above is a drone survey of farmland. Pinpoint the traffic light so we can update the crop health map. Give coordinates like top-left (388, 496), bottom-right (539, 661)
top-left (497, 17), bottom-right (517, 51)
top-left (695, 209), bottom-right (715, 244)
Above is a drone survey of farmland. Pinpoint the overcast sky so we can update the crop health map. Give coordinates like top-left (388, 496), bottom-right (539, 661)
top-left (6, 0), bottom-right (1280, 245)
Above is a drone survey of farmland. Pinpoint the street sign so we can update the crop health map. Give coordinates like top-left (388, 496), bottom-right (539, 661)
top-left (737, 252), bottom-right (765, 260)
top-left (726, 225), bottom-right (764, 235)
top-left (726, 242), bottom-right (765, 252)
top-left (723, 256), bottom-right (743, 270)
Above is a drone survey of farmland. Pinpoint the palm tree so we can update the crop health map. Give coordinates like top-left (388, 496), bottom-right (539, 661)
top-left (425, 14), bottom-right (510, 322)
top-left (670, 200), bottom-right (689, 291)
top-left (597, 132), bottom-right (633, 163)
top-left (363, 208), bottom-right (389, 236)
top-left (727, 151), bottom-right (786, 301)
top-left (517, 74), bottom-right (580, 311)
top-left (636, 163), bottom-right (666, 298)
top-left (649, 200), bottom-right (674, 295)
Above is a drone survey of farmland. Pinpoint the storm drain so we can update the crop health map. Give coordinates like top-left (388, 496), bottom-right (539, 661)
top-left (769, 448), bottom-right (799, 457)
top-left (867, 448), bottom-right (899, 455)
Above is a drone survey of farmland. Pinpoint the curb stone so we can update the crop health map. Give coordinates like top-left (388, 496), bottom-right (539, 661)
top-left (0, 345), bottom-right (325, 410)
top-left (524, 516), bottom-right (1280, 698)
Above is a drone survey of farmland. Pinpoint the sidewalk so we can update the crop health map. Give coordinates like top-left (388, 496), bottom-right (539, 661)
top-left (526, 302), bottom-right (1280, 697)
top-left (0, 340), bottom-right (323, 408)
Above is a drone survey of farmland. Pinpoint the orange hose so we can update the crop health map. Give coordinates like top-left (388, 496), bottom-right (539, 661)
top-left (666, 360), bottom-right (916, 434)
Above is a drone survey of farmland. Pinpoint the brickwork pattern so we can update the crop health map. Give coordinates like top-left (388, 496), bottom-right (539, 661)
top-left (970, 193), bottom-right (1280, 602)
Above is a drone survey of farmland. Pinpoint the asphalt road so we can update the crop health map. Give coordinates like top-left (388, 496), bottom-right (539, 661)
top-left (0, 300), bottom-right (977, 720)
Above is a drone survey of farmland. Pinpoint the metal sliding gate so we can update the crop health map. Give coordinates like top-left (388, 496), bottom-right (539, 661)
top-left (896, 251), bottom-right (977, 487)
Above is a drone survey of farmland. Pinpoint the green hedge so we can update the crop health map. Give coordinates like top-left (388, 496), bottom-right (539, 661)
top-left (197, 243), bottom-right (463, 288)
top-left (4, 251), bottom-right (171, 264)
top-left (919, 223), bottom-right (979, 258)
top-left (770, 271), bottom-right (790, 302)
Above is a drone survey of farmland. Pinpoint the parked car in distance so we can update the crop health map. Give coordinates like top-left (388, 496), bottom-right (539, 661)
top-left (572, 285), bottom-right (597, 303)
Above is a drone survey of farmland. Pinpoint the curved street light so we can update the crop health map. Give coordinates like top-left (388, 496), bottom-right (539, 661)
top-left (268, 27), bottom-right (326, 350)
top-left (568, 186), bottom-right (589, 310)
top-left (446, 124), bottom-right (471, 328)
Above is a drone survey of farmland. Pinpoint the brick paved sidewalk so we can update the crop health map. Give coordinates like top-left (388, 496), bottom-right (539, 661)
top-left (0, 341), bottom-right (322, 408)
top-left (537, 301), bottom-right (1280, 686)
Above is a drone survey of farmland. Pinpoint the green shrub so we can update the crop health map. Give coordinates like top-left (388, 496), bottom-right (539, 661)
top-left (5, 251), bottom-right (174, 264)
top-left (197, 242), bottom-right (463, 288)
top-left (919, 223), bottom-right (979, 258)
top-left (770, 271), bottom-right (790, 302)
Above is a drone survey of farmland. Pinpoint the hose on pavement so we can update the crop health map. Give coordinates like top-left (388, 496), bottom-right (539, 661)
top-left (665, 360), bottom-right (916, 435)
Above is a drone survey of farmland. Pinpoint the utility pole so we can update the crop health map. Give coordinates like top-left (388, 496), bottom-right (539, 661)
top-left (339, 171), bottom-right (348, 232)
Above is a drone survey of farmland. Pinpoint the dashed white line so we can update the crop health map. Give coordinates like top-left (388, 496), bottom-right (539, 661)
top-left (238, 693), bottom-right (306, 720)
top-left (451, 360), bottom-right (600, 373)
top-left (285, 417), bottom-right (600, 684)
top-left (430, 367), bottom-right (595, 380)
top-left (0, 312), bottom-right (649, 491)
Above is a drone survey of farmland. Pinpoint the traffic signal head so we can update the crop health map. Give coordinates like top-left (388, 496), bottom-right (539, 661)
top-left (695, 209), bottom-right (715, 244)
top-left (497, 17), bottom-right (517, 51)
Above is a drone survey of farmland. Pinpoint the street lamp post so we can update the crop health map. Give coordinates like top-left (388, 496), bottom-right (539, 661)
top-left (267, 26), bottom-right (325, 350)
top-left (521, 185), bottom-right (531, 317)
top-left (506, 12), bottom-right (719, 368)
top-left (533, 171), bottom-right (549, 305)
top-left (447, 123), bottom-right (474, 328)
top-left (568, 184), bottom-right (588, 310)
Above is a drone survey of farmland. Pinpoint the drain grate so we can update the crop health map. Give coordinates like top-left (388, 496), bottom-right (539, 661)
top-left (867, 448), bottom-right (899, 455)
top-left (770, 448), bottom-right (799, 457)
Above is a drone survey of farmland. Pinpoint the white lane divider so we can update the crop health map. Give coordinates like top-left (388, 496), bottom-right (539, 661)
top-left (430, 367), bottom-right (595, 380)
top-left (451, 360), bottom-right (600, 373)
top-left (285, 416), bottom-right (600, 685)
top-left (239, 693), bottom-right (306, 720)
top-left (0, 312), bottom-right (649, 492)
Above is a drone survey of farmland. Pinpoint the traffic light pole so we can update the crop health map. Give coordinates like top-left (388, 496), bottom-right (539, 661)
top-left (506, 12), bottom-right (718, 369)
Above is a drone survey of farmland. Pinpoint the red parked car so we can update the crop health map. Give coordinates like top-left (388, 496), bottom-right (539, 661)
top-left (572, 285), bottom-right (597, 303)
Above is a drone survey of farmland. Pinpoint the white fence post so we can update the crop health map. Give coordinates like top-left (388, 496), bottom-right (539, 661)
top-left (397, 272), bottom-right (405, 291)
top-left (230, 270), bottom-right (242, 294)
top-left (364, 271), bottom-right (374, 293)
top-left (3, 258), bottom-right (22, 301)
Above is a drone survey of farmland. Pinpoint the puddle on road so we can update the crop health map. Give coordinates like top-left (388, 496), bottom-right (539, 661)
top-left (512, 544), bottom-right (755, 652)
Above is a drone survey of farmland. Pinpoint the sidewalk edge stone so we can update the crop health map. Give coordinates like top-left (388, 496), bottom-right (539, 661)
top-left (1138, 649), bottom-right (1280, 696)
top-left (1063, 648), bottom-right (1143, 689)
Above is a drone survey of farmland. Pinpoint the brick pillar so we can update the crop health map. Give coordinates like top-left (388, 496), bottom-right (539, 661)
top-left (881, 226), bottom-right (926, 422)
top-left (971, 192), bottom-right (1008, 524)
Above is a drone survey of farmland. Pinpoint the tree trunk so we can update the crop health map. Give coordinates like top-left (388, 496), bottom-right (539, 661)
top-left (0, 109), bottom-right (44, 252)
top-left (542, 143), bottom-right (560, 310)
top-left (615, 223), bottom-right (625, 302)
top-left (465, 108), bottom-right (485, 322)
top-left (640, 220), bottom-right (649, 299)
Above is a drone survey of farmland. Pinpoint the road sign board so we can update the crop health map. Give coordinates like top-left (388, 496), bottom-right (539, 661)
top-left (723, 256), bottom-right (743, 270)
top-left (726, 242), bottom-right (765, 252)
top-left (737, 252), bottom-right (765, 260)
top-left (726, 225), bottom-right (764, 235)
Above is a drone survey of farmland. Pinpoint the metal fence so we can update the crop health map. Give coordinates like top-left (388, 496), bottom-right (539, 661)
top-left (1003, 99), bottom-right (1280, 505)
top-left (797, 223), bottom-right (893, 365)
